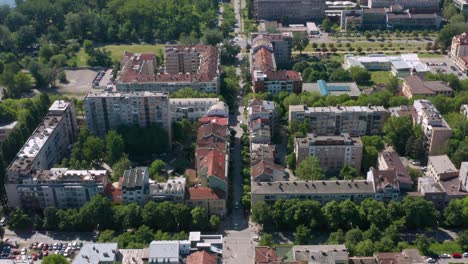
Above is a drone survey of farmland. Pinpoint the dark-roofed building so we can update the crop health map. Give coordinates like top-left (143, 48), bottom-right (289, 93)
top-left (116, 45), bottom-right (220, 94)
top-left (251, 160), bottom-right (286, 182)
top-left (121, 167), bottom-right (149, 205)
top-left (367, 167), bottom-right (401, 202)
top-left (378, 151), bottom-right (413, 190)
top-left (255, 246), bottom-right (282, 264)
top-left (386, 12), bottom-right (441, 30)
top-left (402, 75), bottom-right (452, 99)
top-left (186, 187), bottom-right (226, 216)
top-left (251, 143), bottom-right (276, 165)
top-left (362, 8), bottom-right (387, 29)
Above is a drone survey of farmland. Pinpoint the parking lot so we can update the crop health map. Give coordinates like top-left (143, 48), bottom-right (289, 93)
top-left (56, 69), bottom-right (104, 96)
top-left (420, 56), bottom-right (467, 80)
top-left (2, 229), bottom-right (95, 263)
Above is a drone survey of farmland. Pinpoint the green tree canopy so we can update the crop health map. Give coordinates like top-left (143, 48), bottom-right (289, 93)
top-left (296, 156), bottom-right (325, 180)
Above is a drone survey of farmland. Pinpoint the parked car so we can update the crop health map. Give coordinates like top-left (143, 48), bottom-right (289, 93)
top-left (439, 253), bottom-right (451, 258)
top-left (32, 254), bottom-right (37, 261)
top-left (452, 252), bottom-right (462, 258)
top-left (426, 258), bottom-right (436, 263)
top-left (0, 218), bottom-right (6, 226)
top-left (463, 252), bottom-right (468, 258)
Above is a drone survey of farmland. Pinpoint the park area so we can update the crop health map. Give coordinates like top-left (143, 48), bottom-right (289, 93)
top-left (70, 44), bottom-right (164, 67)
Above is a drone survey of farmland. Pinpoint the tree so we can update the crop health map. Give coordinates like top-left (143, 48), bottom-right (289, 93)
top-left (328, 229), bottom-right (345, 244)
top-left (329, 68), bottom-right (352, 82)
top-left (79, 195), bottom-right (115, 230)
top-left (443, 4), bottom-right (458, 19)
top-left (321, 17), bottom-right (333, 32)
top-left (414, 234), bottom-right (432, 255)
top-left (292, 32), bottom-right (309, 54)
top-left (295, 225), bottom-right (312, 245)
top-left (149, 160), bottom-right (166, 179)
top-left (354, 239), bottom-right (375, 256)
top-left (349, 66), bottom-right (371, 84)
top-left (259, 233), bottom-right (274, 246)
top-left (444, 197), bottom-right (468, 228)
top-left (386, 76), bottom-right (399, 94)
top-left (201, 28), bottom-right (223, 45)
top-left (383, 116), bottom-right (414, 155)
top-left (287, 153), bottom-right (296, 170)
top-left (220, 40), bottom-right (241, 65)
top-left (251, 201), bottom-right (272, 224)
top-left (104, 130), bottom-right (125, 165)
top-left (457, 230), bottom-right (468, 251)
top-left (402, 197), bottom-right (438, 229)
top-left (42, 254), bottom-right (69, 264)
top-left (296, 156), bottom-right (325, 180)
top-left (8, 208), bottom-right (32, 230)
top-left (43, 207), bottom-right (60, 230)
top-left (209, 215), bottom-right (221, 230)
top-left (339, 165), bottom-right (359, 180)
top-left (112, 155), bottom-right (131, 179)
top-left (191, 207), bottom-right (209, 230)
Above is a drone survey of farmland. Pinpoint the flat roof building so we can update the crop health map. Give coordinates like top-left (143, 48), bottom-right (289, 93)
top-left (169, 98), bottom-right (223, 122)
top-left (289, 105), bottom-right (389, 137)
top-left (303, 80), bottom-right (361, 98)
top-left (344, 54), bottom-right (428, 77)
top-left (73, 243), bottom-right (119, 264)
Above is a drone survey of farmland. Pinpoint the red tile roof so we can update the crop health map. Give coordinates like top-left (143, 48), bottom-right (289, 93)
top-left (187, 251), bottom-right (218, 264)
top-left (188, 187), bottom-right (225, 200)
top-left (198, 116), bottom-right (229, 126)
top-left (254, 47), bottom-right (276, 72)
top-left (255, 247), bottom-right (279, 264)
top-left (370, 168), bottom-right (400, 191)
top-left (200, 149), bottom-right (226, 181)
top-left (197, 123), bottom-right (228, 143)
top-left (251, 160), bottom-right (284, 180)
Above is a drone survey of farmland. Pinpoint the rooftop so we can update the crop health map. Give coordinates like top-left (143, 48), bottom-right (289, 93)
top-left (404, 75), bottom-right (452, 95)
top-left (454, 32), bottom-right (468, 45)
top-left (295, 133), bottom-right (361, 148)
top-left (149, 177), bottom-right (186, 196)
top-left (120, 248), bottom-right (149, 264)
top-left (414, 100), bottom-right (451, 129)
top-left (345, 53), bottom-right (428, 72)
top-left (251, 160), bottom-right (285, 180)
top-left (251, 143), bottom-right (275, 165)
top-left (118, 46), bottom-right (219, 84)
top-left (188, 187), bottom-right (225, 200)
top-left (122, 167), bottom-right (148, 188)
top-left (85, 91), bottom-right (169, 98)
top-left (198, 116), bottom-right (229, 126)
top-left (186, 250), bottom-right (218, 264)
top-left (251, 180), bottom-right (375, 195)
top-left (289, 104), bottom-right (387, 114)
top-left (197, 122), bottom-right (228, 143)
top-left (199, 149), bottom-right (227, 181)
top-left (32, 168), bottom-right (107, 183)
top-left (254, 247), bottom-right (279, 263)
top-left (428, 155), bottom-right (458, 176)
top-left (378, 151), bottom-right (412, 185)
top-left (149, 241), bottom-right (180, 262)
top-left (303, 80), bottom-right (361, 97)
top-left (368, 168), bottom-right (400, 192)
top-left (248, 98), bottom-right (276, 115)
top-left (72, 243), bottom-right (118, 264)
top-left (293, 245), bottom-right (349, 264)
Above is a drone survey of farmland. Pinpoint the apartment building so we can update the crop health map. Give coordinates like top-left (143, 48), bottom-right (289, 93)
top-left (251, 143), bottom-right (276, 165)
top-left (0, 121), bottom-right (17, 142)
top-left (402, 75), bottom-right (452, 99)
top-left (186, 187), bottom-right (226, 216)
top-left (148, 177), bottom-right (186, 202)
top-left (5, 101), bottom-right (77, 208)
top-left (11, 168), bottom-right (107, 209)
top-left (116, 46), bottom-right (220, 94)
top-left (368, 0), bottom-right (438, 9)
top-left (251, 160), bottom-right (286, 182)
top-left (413, 100), bottom-right (453, 155)
top-left (73, 243), bottom-right (119, 264)
top-left (377, 151), bottom-right (413, 190)
top-left (84, 91), bottom-right (171, 138)
top-left (289, 105), bottom-right (389, 136)
top-left (251, 33), bottom-right (292, 69)
top-left (450, 32), bottom-right (468, 74)
top-left (255, 245), bottom-right (349, 264)
top-left (121, 167), bottom-right (149, 205)
top-left (247, 99), bottom-right (276, 125)
top-left (367, 168), bottom-right (401, 201)
top-left (427, 155), bottom-right (459, 181)
top-left (294, 133), bottom-right (363, 173)
top-left (386, 12), bottom-right (441, 30)
top-left (253, 0), bottom-right (327, 23)
top-left (251, 178), bottom-right (388, 205)
top-left (169, 98), bottom-right (226, 122)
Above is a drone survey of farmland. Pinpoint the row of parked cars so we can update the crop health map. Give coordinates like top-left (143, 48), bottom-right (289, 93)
top-left (426, 252), bottom-right (468, 263)
top-left (93, 70), bottom-right (107, 87)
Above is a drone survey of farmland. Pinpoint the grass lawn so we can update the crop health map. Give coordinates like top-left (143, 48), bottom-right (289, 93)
top-left (305, 41), bottom-right (428, 53)
top-left (71, 44), bottom-right (164, 67)
top-left (371, 71), bottom-right (393, 85)
top-left (429, 241), bottom-right (462, 254)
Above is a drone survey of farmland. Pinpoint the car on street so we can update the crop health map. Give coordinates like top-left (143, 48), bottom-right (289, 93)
top-left (32, 254), bottom-right (37, 261)
top-left (252, 235), bottom-right (260, 241)
top-left (234, 202), bottom-right (240, 209)
top-left (463, 252), bottom-right (468, 258)
top-left (234, 223), bottom-right (239, 230)
top-left (426, 258), bottom-right (436, 263)
top-left (0, 218), bottom-right (6, 226)
top-left (452, 252), bottom-right (462, 258)
top-left (439, 253), bottom-right (451, 258)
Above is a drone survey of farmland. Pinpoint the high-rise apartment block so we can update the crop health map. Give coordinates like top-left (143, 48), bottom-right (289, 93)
top-left (413, 100), bottom-right (453, 155)
top-left (289, 105), bottom-right (389, 136)
top-left (294, 133), bottom-right (363, 173)
top-left (253, 0), bottom-right (326, 23)
top-left (450, 32), bottom-right (468, 74)
top-left (116, 45), bottom-right (220, 94)
top-left (84, 91), bottom-right (171, 137)
top-left (6, 101), bottom-right (77, 182)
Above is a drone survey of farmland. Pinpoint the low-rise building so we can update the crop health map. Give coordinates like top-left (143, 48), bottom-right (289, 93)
top-left (303, 80), bottom-right (361, 98)
top-left (251, 33), bottom-right (293, 69)
top-left (73, 243), bottom-right (119, 264)
top-left (186, 187), bottom-right (226, 216)
top-left (251, 160), bottom-right (286, 182)
top-left (120, 249), bottom-right (149, 264)
top-left (386, 12), bottom-right (441, 30)
top-left (186, 250), bottom-right (218, 264)
top-left (247, 99), bottom-right (276, 125)
top-left (295, 133), bottom-right (363, 174)
top-left (427, 155), bottom-right (459, 181)
top-left (289, 105), bottom-right (389, 137)
top-left (255, 244), bottom-right (349, 264)
top-left (250, 143), bottom-right (276, 165)
top-left (250, 125), bottom-right (271, 144)
top-left (149, 241), bottom-right (190, 264)
top-left (351, 249), bottom-right (425, 264)
top-left (148, 177), bottom-right (186, 202)
top-left (84, 91), bottom-right (171, 138)
top-left (414, 100), bottom-right (453, 155)
top-left (367, 167), bottom-right (401, 202)
top-left (121, 167), bottom-right (149, 205)
top-left (0, 121), bottom-right (17, 142)
top-left (377, 151), bottom-right (413, 190)
top-left (251, 179), bottom-right (378, 205)
top-left (14, 168), bottom-right (107, 209)
top-left (169, 98), bottom-right (221, 122)
top-left (402, 75), bottom-right (452, 99)
top-left (344, 54), bottom-right (429, 77)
